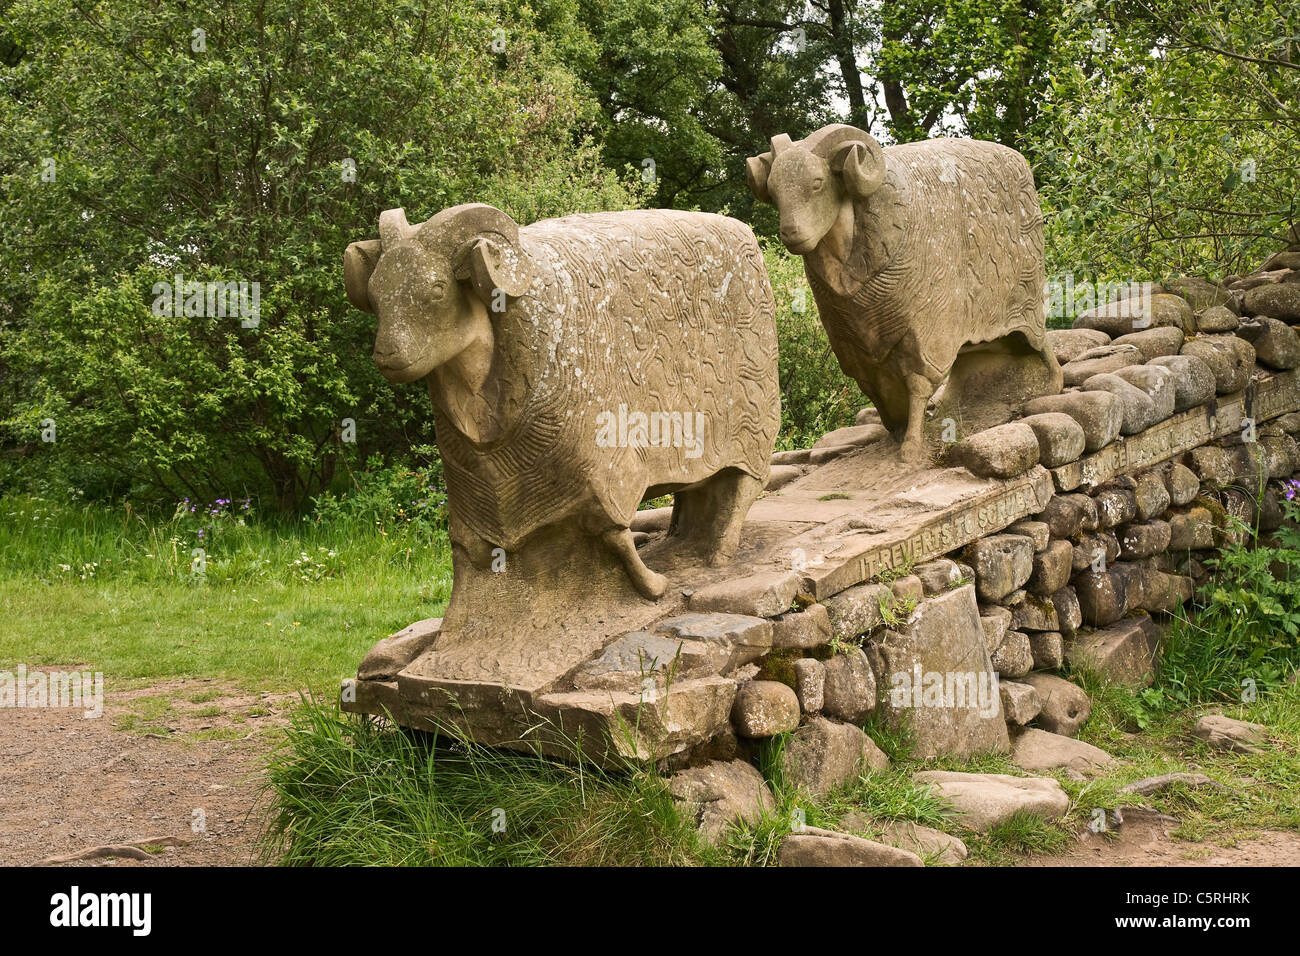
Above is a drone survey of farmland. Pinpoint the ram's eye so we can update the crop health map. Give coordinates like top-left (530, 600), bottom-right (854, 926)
top-left (429, 280), bottom-right (447, 300)
top-left (811, 176), bottom-right (825, 192)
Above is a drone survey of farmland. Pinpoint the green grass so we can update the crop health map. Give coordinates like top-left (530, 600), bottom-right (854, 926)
top-left (947, 664), bottom-right (1300, 865)
top-left (1070, 672), bottom-right (1300, 834)
top-left (255, 680), bottom-right (1292, 868)
top-left (257, 695), bottom-right (984, 867)
top-left (259, 698), bottom-right (708, 866)
top-left (0, 493), bottom-right (452, 691)
top-left (981, 809), bottom-right (1073, 856)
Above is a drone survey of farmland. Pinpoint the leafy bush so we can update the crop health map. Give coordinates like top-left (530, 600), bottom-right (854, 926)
top-left (1138, 484), bottom-right (1300, 716)
top-left (309, 450), bottom-right (446, 538)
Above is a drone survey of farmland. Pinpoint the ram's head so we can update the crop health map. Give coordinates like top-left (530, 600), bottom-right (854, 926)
top-left (746, 125), bottom-right (886, 255)
top-left (344, 203), bottom-right (532, 384)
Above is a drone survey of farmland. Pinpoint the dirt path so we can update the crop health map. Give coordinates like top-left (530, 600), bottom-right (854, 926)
top-left (1025, 808), bottom-right (1300, 866)
top-left (1, 677), bottom-right (290, 867)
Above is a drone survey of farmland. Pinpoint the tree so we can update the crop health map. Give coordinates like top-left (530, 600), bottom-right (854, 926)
top-left (699, 0), bottom-right (840, 226)
top-left (874, 0), bottom-right (1067, 151)
top-left (576, 0), bottom-right (723, 207)
top-left (1032, 0), bottom-right (1299, 278)
top-left (0, 0), bottom-right (644, 510)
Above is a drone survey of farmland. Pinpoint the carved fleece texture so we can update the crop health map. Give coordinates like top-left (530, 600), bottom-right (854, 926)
top-left (435, 210), bottom-right (780, 552)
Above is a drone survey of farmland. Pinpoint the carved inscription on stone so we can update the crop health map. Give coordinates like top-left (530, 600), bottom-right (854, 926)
top-left (802, 468), bottom-right (1053, 599)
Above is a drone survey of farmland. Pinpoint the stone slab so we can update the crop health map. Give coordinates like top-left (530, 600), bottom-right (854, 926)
top-left (912, 770), bottom-right (1070, 831)
top-left (784, 468), bottom-right (1053, 600)
top-left (340, 678), bottom-right (407, 723)
top-left (873, 584), bottom-right (1011, 758)
top-left (1050, 370), bottom-right (1300, 492)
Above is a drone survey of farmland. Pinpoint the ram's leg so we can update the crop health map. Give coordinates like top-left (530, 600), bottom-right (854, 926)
top-left (602, 527), bottom-right (668, 600)
top-left (666, 470), bottom-right (760, 566)
top-left (1038, 342), bottom-right (1064, 395)
top-left (706, 471), bottom-right (763, 567)
top-left (676, 469), bottom-right (762, 567)
top-left (899, 373), bottom-right (935, 464)
top-left (854, 365), bottom-right (910, 436)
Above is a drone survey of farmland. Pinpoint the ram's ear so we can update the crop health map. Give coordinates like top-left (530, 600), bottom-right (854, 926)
top-left (464, 237), bottom-right (532, 306)
top-left (343, 239), bottom-right (382, 313)
top-left (745, 151), bottom-right (774, 203)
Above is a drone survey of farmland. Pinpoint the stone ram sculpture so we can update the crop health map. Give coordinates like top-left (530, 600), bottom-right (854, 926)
top-left (344, 204), bottom-right (779, 602)
top-left (747, 124), bottom-right (1060, 462)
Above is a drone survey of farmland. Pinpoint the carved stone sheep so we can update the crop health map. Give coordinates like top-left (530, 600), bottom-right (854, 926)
top-left (344, 204), bottom-right (779, 601)
top-left (747, 124), bottom-right (1061, 462)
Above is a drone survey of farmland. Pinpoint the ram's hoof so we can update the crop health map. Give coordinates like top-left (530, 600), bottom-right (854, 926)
top-left (634, 570), bottom-right (669, 601)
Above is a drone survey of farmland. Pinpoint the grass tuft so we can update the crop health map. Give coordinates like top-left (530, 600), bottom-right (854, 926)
top-left (258, 696), bottom-right (708, 866)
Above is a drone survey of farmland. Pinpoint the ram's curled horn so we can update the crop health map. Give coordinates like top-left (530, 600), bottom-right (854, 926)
top-left (421, 203), bottom-right (522, 273)
top-left (413, 203), bottom-right (532, 301)
top-left (806, 124), bottom-right (886, 199)
top-left (343, 239), bottom-right (382, 313)
top-left (837, 139), bottom-right (886, 199)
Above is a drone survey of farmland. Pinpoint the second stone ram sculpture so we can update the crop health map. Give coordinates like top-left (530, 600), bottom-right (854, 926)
top-left (748, 124), bottom-right (1062, 461)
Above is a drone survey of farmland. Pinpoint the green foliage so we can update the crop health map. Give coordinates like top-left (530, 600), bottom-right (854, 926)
top-left (1157, 529), bottom-right (1300, 706)
top-left (877, 0), bottom-right (1069, 152)
top-left (576, 0), bottom-right (723, 206)
top-left (0, 0), bottom-right (644, 510)
top-left (879, 592), bottom-right (916, 628)
top-left (692, 1), bottom-right (840, 226)
top-left (1066, 661), bottom-right (1300, 854)
top-left (731, 729), bottom-right (953, 865)
top-left (859, 709), bottom-right (918, 763)
top-left (309, 450), bottom-right (447, 538)
top-left (1033, 0), bottom-right (1300, 279)
top-left (764, 242), bottom-right (861, 449)
top-left (1087, 483), bottom-right (1300, 722)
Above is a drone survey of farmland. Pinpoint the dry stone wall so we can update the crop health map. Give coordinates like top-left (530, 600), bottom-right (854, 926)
top-left (701, 259), bottom-right (1300, 796)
